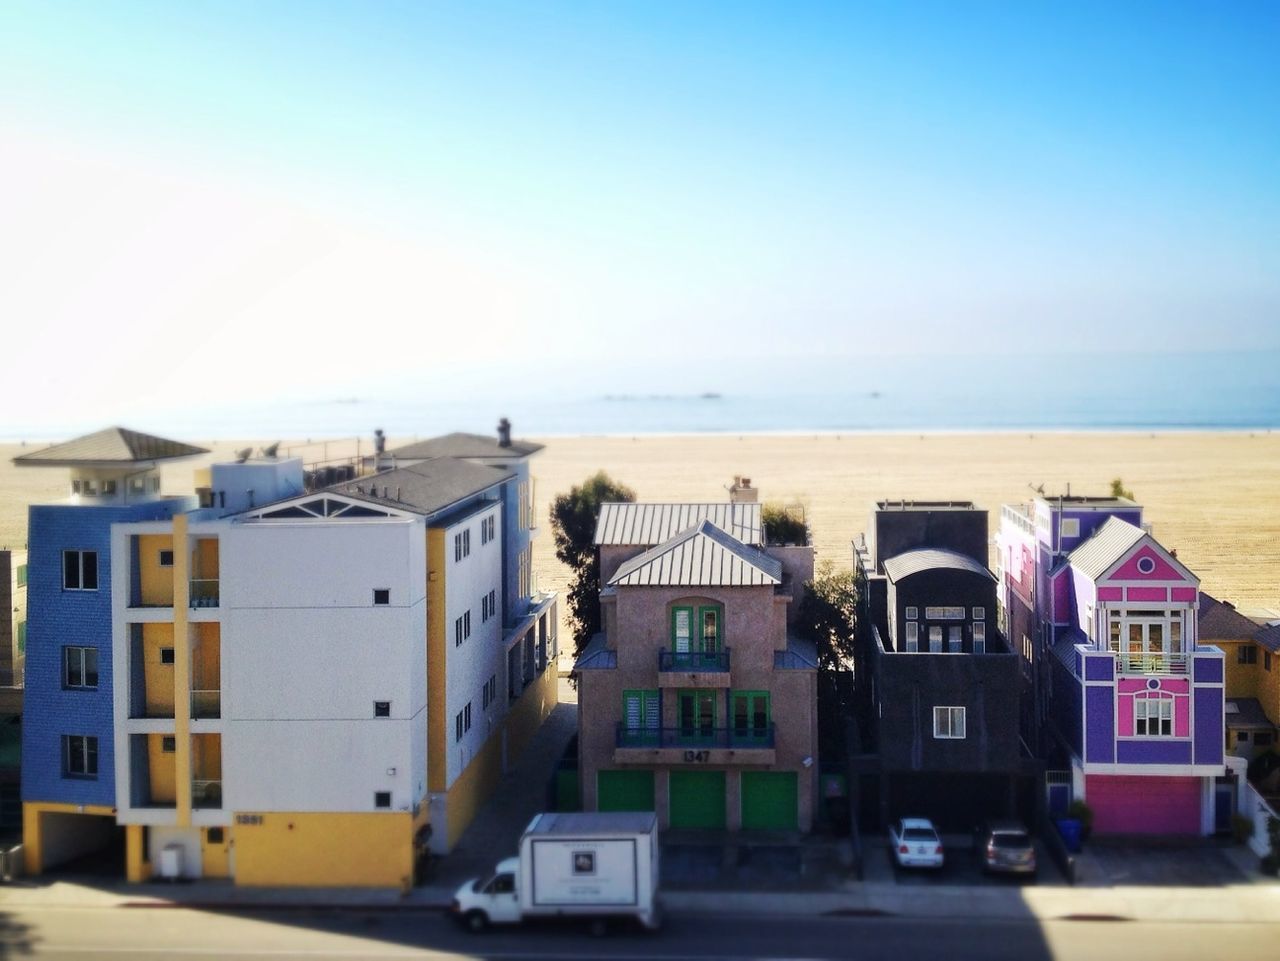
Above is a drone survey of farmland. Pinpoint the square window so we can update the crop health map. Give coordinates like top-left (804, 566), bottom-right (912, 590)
top-left (63, 550), bottom-right (99, 591)
top-left (374, 700), bottom-right (391, 717)
top-left (933, 706), bottom-right (966, 739)
top-left (102, 479), bottom-right (118, 495)
top-left (207, 827), bottom-right (224, 844)
top-left (160, 647), bottom-right (175, 665)
top-left (905, 606), bottom-right (918, 620)
top-left (1060, 517), bottom-right (1080, 538)
top-left (373, 589), bottom-right (390, 606)
top-left (375, 791), bottom-right (391, 809)
top-left (161, 736), bottom-right (176, 753)
top-left (158, 549), bottom-right (174, 567)
top-left (972, 607), bottom-right (985, 620)
top-left (1239, 646), bottom-right (1258, 665)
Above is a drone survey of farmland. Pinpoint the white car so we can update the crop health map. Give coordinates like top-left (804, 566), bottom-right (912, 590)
top-left (890, 817), bottom-right (945, 869)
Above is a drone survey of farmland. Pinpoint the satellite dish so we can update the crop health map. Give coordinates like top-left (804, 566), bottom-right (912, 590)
top-left (235, 448), bottom-right (252, 463)
top-left (263, 442), bottom-right (280, 459)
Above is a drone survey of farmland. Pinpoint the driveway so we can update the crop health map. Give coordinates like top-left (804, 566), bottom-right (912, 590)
top-left (1076, 839), bottom-right (1246, 887)
top-left (866, 834), bottom-right (1067, 887)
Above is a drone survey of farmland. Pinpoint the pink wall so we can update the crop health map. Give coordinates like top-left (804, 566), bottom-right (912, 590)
top-left (1171, 587), bottom-right (1197, 602)
top-left (1117, 695), bottom-right (1134, 736)
top-left (1127, 586), bottom-right (1169, 602)
top-left (1097, 586), bottom-right (1123, 601)
top-left (1110, 545), bottom-right (1188, 583)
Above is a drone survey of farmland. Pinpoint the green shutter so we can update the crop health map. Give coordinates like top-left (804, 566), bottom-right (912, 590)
top-left (672, 606), bottom-right (693, 654)
top-left (669, 770), bottom-right (727, 829)
top-left (16, 564), bottom-right (27, 587)
top-left (15, 622), bottom-right (24, 654)
top-left (741, 772), bottom-right (798, 831)
top-left (598, 770), bottom-right (656, 812)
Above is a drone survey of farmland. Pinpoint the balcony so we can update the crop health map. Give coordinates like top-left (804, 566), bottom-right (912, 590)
top-left (613, 722), bottom-right (776, 765)
top-left (657, 649), bottom-right (730, 687)
top-left (1114, 652), bottom-right (1188, 675)
top-left (192, 779), bottom-right (222, 809)
top-left (189, 579), bottom-right (220, 608)
top-left (191, 689), bottom-right (221, 719)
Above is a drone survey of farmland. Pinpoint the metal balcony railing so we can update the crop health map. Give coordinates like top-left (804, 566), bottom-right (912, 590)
top-left (658, 649), bottom-right (731, 672)
top-left (615, 722), bottom-right (775, 750)
top-left (189, 580), bottom-right (220, 608)
top-left (1114, 652), bottom-right (1188, 675)
top-left (191, 689), bottom-right (221, 719)
top-left (192, 779), bottom-right (222, 808)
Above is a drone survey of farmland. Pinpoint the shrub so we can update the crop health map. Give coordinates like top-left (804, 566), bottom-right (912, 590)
top-left (1066, 799), bottom-right (1094, 840)
top-left (1231, 813), bottom-right (1255, 845)
top-left (762, 501), bottom-right (808, 546)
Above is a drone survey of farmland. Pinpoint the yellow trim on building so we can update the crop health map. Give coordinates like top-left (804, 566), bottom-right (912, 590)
top-left (21, 802), bottom-right (117, 875)
top-left (426, 528), bottom-right (447, 794)
top-left (138, 533), bottom-right (175, 607)
top-left (172, 514), bottom-right (192, 826)
top-left (231, 812), bottom-right (414, 887)
top-left (126, 824), bottom-right (151, 882)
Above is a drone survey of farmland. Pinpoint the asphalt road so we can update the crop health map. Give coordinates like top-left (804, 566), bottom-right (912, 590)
top-left (2, 906), bottom-right (1278, 961)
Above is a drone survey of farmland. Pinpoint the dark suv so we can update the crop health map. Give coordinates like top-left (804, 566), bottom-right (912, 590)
top-left (973, 820), bottom-right (1037, 876)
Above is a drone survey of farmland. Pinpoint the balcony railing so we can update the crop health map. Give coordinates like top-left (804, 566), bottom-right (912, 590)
top-left (192, 779), bottom-right (222, 808)
top-left (189, 580), bottom-right (220, 608)
top-left (658, 649), bottom-right (731, 673)
top-left (1114, 652), bottom-right (1188, 675)
top-left (191, 689), bottom-right (221, 719)
top-left (615, 722), bottom-right (775, 750)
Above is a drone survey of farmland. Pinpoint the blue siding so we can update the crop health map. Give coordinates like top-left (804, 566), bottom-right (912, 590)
top-left (21, 500), bottom-right (187, 806)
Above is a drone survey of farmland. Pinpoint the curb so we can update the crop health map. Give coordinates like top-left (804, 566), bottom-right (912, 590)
top-left (119, 900), bottom-right (452, 912)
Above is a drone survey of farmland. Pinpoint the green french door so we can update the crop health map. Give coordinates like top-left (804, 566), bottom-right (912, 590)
top-left (731, 691), bottom-right (771, 747)
top-left (678, 689), bottom-right (717, 744)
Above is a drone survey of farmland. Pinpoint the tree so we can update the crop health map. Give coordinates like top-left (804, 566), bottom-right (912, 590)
top-left (550, 471), bottom-right (636, 657)
top-left (762, 501), bottom-right (808, 546)
top-left (796, 561), bottom-right (857, 671)
top-left (1110, 478), bottom-right (1135, 500)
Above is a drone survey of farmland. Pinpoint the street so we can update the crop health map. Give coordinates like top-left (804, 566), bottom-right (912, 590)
top-left (1, 906), bottom-right (1277, 961)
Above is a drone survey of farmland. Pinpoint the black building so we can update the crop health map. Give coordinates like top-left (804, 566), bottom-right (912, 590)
top-left (853, 501), bottom-right (1038, 831)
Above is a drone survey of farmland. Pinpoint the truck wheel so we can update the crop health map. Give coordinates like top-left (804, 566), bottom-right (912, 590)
top-left (464, 910), bottom-right (489, 933)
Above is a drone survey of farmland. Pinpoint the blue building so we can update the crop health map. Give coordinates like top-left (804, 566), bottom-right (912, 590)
top-left (16, 428), bottom-right (206, 873)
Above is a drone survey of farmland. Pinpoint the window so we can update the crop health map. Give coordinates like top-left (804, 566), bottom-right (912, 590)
top-left (905, 622), bottom-right (918, 652)
top-left (1134, 693), bottom-right (1173, 736)
top-left (1060, 517), bottom-right (1080, 538)
top-left (102, 479), bottom-right (118, 495)
top-left (948, 626), bottom-right (962, 652)
top-left (375, 791), bottom-right (391, 809)
top-left (1239, 646), bottom-right (1258, 665)
top-left (207, 827), bottom-right (224, 844)
top-left (160, 647), bottom-right (175, 665)
top-left (973, 622), bottom-right (986, 653)
top-left (700, 606), bottom-right (721, 653)
top-left (16, 563), bottom-right (26, 587)
top-left (1238, 731), bottom-right (1250, 743)
top-left (455, 710), bottom-right (464, 742)
top-left (1258, 732), bottom-right (1274, 747)
top-left (158, 549), bottom-right (174, 567)
top-left (373, 589), bottom-right (390, 606)
top-left (464, 702), bottom-right (472, 733)
top-left (731, 691), bottom-right (771, 744)
top-left (481, 589), bottom-right (497, 623)
top-left (1136, 556), bottom-right (1157, 575)
top-left (63, 647), bottom-right (98, 689)
top-left (63, 550), bottom-right (98, 591)
top-left (454, 529), bottom-right (471, 561)
top-left (972, 607), bottom-right (985, 621)
top-left (130, 476), bottom-right (147, 495)
top-left (161, 736), bottom-right (176, 753)
top-left (480, 514), bottom-right (496, 545)
top-left (454, 611), bottom-right (471, 647)
top-left (928, 626), bottom-right (942, 653)
top-left (672, 607), bottom-right (693, 654)
top-left (16, 621), bottom-right (25, 654)
top-left (482, 674), bottom-right (498, 709)
top-left (904, 606), bottom-right (918, 620)
top-left (678, 689), bottom-right (716, 740)
top-left (933, 706), bottom-right (966, 739)
top-left (374, 701), bottom-right (391, 717)
top-left (63, 735), bottom-right (98, 777)
top-left (622, 690), bottom-right (660, 743)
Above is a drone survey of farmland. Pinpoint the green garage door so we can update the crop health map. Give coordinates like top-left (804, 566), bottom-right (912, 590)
top-left (669, 770), bottom-right (727, 829)
top-left (597, 770), bottom-right (655, 812)
top-left (741, 772), bottom-right (798, 831)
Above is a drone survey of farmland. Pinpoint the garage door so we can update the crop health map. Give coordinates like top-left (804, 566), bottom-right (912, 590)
top-left (669, 771), bottom-right (726, 829)
top-left (741, 772), bottom-right (798, 831)
top-left (1085, 775), bottom-right (1201, 835)
top-left (597, 770), bottom-right (655, 812)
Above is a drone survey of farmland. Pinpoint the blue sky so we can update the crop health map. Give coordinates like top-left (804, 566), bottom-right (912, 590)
top-left (2, 2), bottom-right (1277, 432)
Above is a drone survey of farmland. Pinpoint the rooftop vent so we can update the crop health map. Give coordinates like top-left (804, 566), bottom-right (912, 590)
top-left (497, 417), bottom-right (512, 448)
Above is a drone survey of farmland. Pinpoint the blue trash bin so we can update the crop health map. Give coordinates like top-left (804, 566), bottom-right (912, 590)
top-left (1055, 817), bottom-right (1083, 853)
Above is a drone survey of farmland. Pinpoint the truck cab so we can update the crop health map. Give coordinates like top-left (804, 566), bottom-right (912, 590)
top-left (452, 856), bottom-right (521, 930)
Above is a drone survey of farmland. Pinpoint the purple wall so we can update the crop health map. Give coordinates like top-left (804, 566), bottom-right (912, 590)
top-left (1194, 687), bottom-right (1224, 765)
top-left (1116, 740), bottom-right (1193, 765)
top-left (1085, 687), bottom-right (1114, 762)
top-left (1084, 653), bottom-right (1113, 682)
top-left (1193, 656), bottom-right (1223, 684)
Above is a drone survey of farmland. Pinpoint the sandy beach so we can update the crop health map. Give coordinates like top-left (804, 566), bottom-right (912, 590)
top-left (3, 431), bottom-right (1278, 614)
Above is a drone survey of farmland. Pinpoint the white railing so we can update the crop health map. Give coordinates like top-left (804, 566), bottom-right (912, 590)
top-left (1113, 652), bottom-right (1188, 675)
top-left (1001, 504), bottom-right (1035, 536)
top-left (1241, 781), bottom-right (1279, 858)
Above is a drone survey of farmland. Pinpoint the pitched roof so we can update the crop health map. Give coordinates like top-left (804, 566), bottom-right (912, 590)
top-left (13, 427), bottom-right (208, 466)
top-left (607, 519), bottom-right (782, 587)
top-left (1225, 698), bottom-right (1274, 729)
top-left (387, 432), bottom-right (542, 461)
top-left (1256, 624), bottom-right (1280, 655)
top-left (1066, 516), bottom-right (1148, 580)
top-left (1198, 592), bottom-right (1263, 643)
top-left (882, 548), bottom-right (994, 582)
top-left (333, 458), bottom-right (511, 517)
top-left (594, 502), bottom-right (763, 546)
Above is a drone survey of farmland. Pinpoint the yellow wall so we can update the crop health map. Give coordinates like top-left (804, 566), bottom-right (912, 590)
top-left (193, 623), bottom-right (220, 692)
top-left (142, 623), bottom-right (176, 716)
top-left (138, 534), bottom-right (175, 606)
top-left (201, 827), bottom-right (230, 878)
top-left (1218, 639), bottom-right (1259, 701)
top-left (193, 537), bottom-right (219, 580)
top-left (21, 802), bottom-right (116, 874)
top-left (232, 812), bottom-right (414, 887)
top-left (426, 529), bottom-right (446, 793)
top-left (126, 824), bottom-right (151, 882)
top-left (1261, 650), bottom-right (1280, 727)
top-left (147, 734), bottom-right (177, 804)
top-left (192, 733), bottom-right (222, 781)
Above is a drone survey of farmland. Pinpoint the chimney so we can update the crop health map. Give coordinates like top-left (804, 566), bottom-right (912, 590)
top-left (729, 476), bottom-right (757, 504)
top-left (497, 417), bottom-right (512, 448)
top-left (374, 428), bottom-right (386, 455)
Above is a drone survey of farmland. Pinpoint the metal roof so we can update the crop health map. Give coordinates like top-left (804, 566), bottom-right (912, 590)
top-left (573, 633), bottom-right (616, 670)
top-left (13, 427), bottom-right (208, 466)
top-left (1066, 516), bottom-right (1147, 580)
top-left (594, 502), bottom-right (763, 546)
top-left (1198, 593), bottom-right (1263, 643)
top-left (387, 431), bottom-right (542, 461)
top-left (333, 459), bottom-right (511, 518)
top-left (1225, 698), bottom-right (1274, 729)
top-left (607, 519), bottom-right (781, 587)
top-left (881, 548), bottom-right (994, 582)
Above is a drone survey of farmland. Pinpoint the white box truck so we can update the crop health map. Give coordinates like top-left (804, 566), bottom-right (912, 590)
top-left (449, 812), bottom-right (661, 933)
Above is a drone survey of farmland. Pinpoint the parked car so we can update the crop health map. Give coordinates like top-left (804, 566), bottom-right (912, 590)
top-left (889, 817), bottom-right (944, 869)
top-left (973, 819), bottom-right (1037, 876)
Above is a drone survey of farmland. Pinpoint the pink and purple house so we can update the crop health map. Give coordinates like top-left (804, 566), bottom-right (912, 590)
top-left (996, 497), bottom-right (1225, 836)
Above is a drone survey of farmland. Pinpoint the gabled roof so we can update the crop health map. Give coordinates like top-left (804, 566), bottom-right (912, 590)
top-left (882, 548), bottom-right (994, 582)
top-left (607, 519), bottom-right (781, 587)
top-left (1067, 516), bottom-right (1148, 580)
top-left (1225, 698), bottom-right (1274, 730)
top-left (1199, 593), bottom-right (1264, 643)
top-left (13, 427), bottom-right (208, 466)
top-left (1256, 624), bottom-right (1280, 655)
top-left (387, 432), bottom-right (542, 461)
top-left (332, 459), bottom-right (511, 518)
top-left (595, 502), bottom-right (763, 546)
